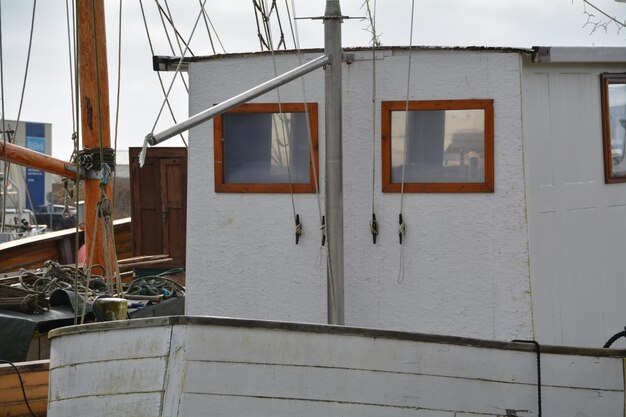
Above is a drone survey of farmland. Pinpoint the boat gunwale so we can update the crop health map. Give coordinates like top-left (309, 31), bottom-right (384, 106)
top-left (47, 315), bottom-right (626, 358)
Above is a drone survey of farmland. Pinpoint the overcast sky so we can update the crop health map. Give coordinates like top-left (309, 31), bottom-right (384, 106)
top-left (1, 0), bottom-right (626, 164)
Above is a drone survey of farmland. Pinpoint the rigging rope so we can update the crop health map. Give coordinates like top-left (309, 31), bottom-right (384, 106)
top-left (65, 0), bottom-right (77, 138)
top-left (69, 0), bottom-right (81, 324)
top-left (138, 0), bottom-right (188, 154)
top-left (288, 0), bottom-right (324, 239)
top-left (0, 0), bottom-right (7, 235)
top-left (202, 5), bottom-right (226, 54)
top-left (112, 0), bottom-right (123, 212)
top-left (364, 0), bottom-right (379, 244)
top-left (253, 0), bottom-right (287, 51)
top-left (198, 0), bottom-right (216, 54)
top-left (158, 0), bottom-right (196, 57)
top-left (149, 0), bottom-right (205, 135)
top-left (12, 0), bottom-right (37, 142)
top-left (263, 0), bottom-right (301, 244)
top-left (157, 0), bottom-right (190, 93)
top-left (398, 0), bottom-right (417, 284)
top-left (1, 1), bottom-right (37, 235)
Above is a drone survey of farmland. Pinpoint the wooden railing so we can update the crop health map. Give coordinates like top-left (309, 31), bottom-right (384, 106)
top-left (0, 360), bottom-right (49, 417)
top-left (0, 218), bottom-right (131, 274)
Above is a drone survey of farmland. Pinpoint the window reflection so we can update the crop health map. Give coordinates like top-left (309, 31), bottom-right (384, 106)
top-left (223, 112), bottom-right (310, 184)
top-left (608, 83), bottom-right (626, 175)
top-left (391, 109), bottom-right (485, 183)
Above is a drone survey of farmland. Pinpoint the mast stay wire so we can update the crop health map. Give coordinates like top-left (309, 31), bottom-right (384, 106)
top-left (198, 0), bottom-right (216, 55)
top-left (363, 0), bottom-right (379, 244)
top-left (138, 0), bottom-right (189, 153)
top-left (0, 0), bottom-right (7, 235)
top-left (254, 0), bottom-right (287, 51)
top-left (147, 0), bottom-right (206, 146)
top-left (287, 0), bottom-right (334, 307)
top-left (286, 0), bottom-right (325, 248)
top-left (201, 4), bottom-right (227, 54)
top-left (398, 0), bottom-right (417, 284)
top-left (156, 3), bottom-right (178, 59)
top-left (163, 0), bottom-right (195, 57)
top-left (1, 0), bottom-right (38, 235)
top-left (68, 0), bottom-right (81, 324)
top-left (155, 0), bottom-right (189, 93)
top-left (262, 0), bottom-right (301, 244)
top-left (112, 0), bottom-right (123, 214)
top-left (155, 0), bottom-right (195, 57)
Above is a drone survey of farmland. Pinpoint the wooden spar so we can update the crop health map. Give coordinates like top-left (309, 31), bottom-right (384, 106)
top-left (0, 141), bottom-right (76, 177)
top-left (77, 0), bottom-right (112, 269)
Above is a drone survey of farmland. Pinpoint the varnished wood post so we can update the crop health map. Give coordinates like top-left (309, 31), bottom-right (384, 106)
top-left (78, 0), bottom-right (112, 269)
top-left (0, 141), bottom-right (76, 177)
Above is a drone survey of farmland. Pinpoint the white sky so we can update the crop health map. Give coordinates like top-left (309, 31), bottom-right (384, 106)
top-left (1, 0), bottom-right (626, 163)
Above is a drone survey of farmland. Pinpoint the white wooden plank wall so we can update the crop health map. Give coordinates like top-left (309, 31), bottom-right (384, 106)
top-left (523, 62), bottom-right (626, 348)
top-left (178, 325), bottom-right (624, 417)
top-left (47, 322), bottom-right (626, 416)
top-left (47, 326), bottom-right (173, 417)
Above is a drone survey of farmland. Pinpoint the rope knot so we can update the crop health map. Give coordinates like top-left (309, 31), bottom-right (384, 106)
top-left (370, 213), bottom-right (378, 244)
top-left (295, 214), bottom-right (302, 245)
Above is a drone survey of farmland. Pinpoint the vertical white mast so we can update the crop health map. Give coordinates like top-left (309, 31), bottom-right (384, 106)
top-left (324, 0), bottom-right (344, 325)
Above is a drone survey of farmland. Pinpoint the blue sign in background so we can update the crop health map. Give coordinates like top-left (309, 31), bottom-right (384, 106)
top-left (25, 123), bottom-right (46, 209)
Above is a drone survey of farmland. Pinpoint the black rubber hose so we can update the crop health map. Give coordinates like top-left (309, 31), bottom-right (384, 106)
top-left (603, 327), bottom-right (626, 348)
top-left (0, 359), bottom-right (37, 417)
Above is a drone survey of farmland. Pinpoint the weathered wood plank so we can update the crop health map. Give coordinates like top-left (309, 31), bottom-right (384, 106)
top-left (0, 361), bottom-right (49, 417)
top-left (48, 393), bottom-right (162, 417)
top-left (0, 218), bottom-right (131, 274)
top-left (49, 326), bottom-right (172, 368)
top-left (184, 361), bottom-right (622, 417)
top-left (0, 364), bottom-right (48, 389)
top-left (2, 397), bottom-right (47, 417)
top-left (181, 393), bottom-right (457, 417)
top-left (0, 383), bottom-right (47, 403)
top-left (183, 326), bottom-right (624, 391)
top-left (49, 357), bottom-right (166, 400)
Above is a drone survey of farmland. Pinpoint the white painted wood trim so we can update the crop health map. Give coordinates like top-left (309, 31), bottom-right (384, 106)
top-left (161, 324), bottom-right (187, 416)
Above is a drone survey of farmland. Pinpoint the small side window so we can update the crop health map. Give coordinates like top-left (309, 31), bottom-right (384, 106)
top-left (381, 99), bottom-right (494, 192)
top-left (214, 103), bottom-right (319, 193)
top-left (601, 74), bottom-right (626, 183)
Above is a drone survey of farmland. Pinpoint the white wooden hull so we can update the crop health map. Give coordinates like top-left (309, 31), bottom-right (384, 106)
top-left (47, 316), bottom-right (626, 416)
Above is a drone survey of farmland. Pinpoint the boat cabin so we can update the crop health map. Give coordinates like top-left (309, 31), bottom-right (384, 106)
top-left (179, 46), bottom-right (626, 349)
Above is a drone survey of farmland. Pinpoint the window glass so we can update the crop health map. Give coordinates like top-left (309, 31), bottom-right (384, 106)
top-left (601, 74), bottom-right (626, 183)
top-left (382, 100), bottom-right (494, 193)
top-left (214, 103), bottom-right (319, 193)
top-left (390, 109), bottom-right (485, 183)
top-left (223, 112), bottom-right (310, 184)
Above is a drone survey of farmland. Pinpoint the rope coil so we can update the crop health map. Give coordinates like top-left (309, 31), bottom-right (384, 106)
top-left (77, 147), bottom-right (116, 172)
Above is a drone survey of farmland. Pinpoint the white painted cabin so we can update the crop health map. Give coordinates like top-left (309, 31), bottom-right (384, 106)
top-left (184, 46), bottom-right (626, 348)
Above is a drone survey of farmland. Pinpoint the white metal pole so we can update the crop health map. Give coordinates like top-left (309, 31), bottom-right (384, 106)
top-left (324, 0), bottom-right (344, 325)
top-left (147, 54), bottom-right (330, 146)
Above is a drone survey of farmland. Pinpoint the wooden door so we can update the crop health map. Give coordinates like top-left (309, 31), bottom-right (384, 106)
top-left (160, 158), bottom-right (186, 267)
top-left (130, 147), bottom-right (187, 269)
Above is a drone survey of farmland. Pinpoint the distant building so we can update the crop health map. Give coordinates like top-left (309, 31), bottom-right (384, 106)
top-left (0, 120), bottom-right (53, 210)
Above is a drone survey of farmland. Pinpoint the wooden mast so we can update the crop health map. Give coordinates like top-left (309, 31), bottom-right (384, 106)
top-left (77, 0), bottom-right (112, 269)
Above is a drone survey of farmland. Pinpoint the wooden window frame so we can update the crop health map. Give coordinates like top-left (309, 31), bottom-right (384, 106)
top-left (381, 99), bottom-right (494, 193)
top-left (601, 73), bottom-right (626, 184)
top-left (214, 102), bottom-right (319, 193)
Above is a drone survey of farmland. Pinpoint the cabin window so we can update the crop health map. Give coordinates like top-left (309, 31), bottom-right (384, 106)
top-left (214, 103), bottom-right (319, 193)
top-left (601, 74), bottom-right (626, 183)
top-left (381, 99), bottom-right (494, 192)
